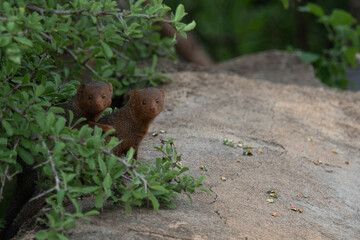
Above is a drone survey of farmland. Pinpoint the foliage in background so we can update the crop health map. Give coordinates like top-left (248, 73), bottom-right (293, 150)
top-left (0, 1), bottom-right (206, 239)
top-left (298, 3), bottom-right (360, 89)
top-left (165, 0), bottom-right (359, 89)
top-left (165, 0), bottom-right (353, 61)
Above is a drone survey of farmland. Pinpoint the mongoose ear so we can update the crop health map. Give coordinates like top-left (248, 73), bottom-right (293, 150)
top-left (160, 89), bottom-right (165, 98)
top-left (77, 84), bottom-right (85, 96)
top-left (130, 90), bottom-right (138, 106)
top-left (107, 82), bottom-right (113, 94)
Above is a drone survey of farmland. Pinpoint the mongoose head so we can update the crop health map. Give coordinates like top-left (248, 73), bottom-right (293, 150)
top-left (130, 87), bottom-right (165, 119)
top-left (77, 81), bottom-right (113, 113)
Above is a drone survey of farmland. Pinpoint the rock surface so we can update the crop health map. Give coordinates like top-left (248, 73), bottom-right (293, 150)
top-left (17, 51), bottom-right (360, 239)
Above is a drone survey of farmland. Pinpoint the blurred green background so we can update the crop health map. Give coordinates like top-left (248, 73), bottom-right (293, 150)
top-left (165, 0), bottom-right (358, 62)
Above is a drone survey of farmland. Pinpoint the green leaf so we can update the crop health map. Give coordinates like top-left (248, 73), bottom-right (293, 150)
top-left (35, 230), bottom-right (50, 240)
top-left (100, 40), bottom-right (113, 59)
top-left (174, 4), bottom-right (186, 22)
top-left (182, 20), bottom-right (196, 32)
top-left (150, 185), bottom-right (168, 193)
top-left (18, 147), bottom-right (35, 165)
top-left (35, 85), bottom-right (45, 97)
top-left (56, 233), bottom-right (69, 240)
top-left (307, 3), bottom-right (324, 17)
top-left (299, 3), bottom-right (324, 17)
top-left (6, 22), bottom-right (16, 32)
top-left (300, 51), bottom-right (320, 63)
top-left (199, 188), bottom-right (211, 194)
top-left (147, 191), bottom-right (159, 210)
top-left (53, 141), bottom-right (66, 155)
top-left (55, 117), bottom-right (66, 134)
top-left (84, 209), bottom-right (99, 216)
top-left (279, 0), bottom-right (289, 9)
top-left (48, 107), bottom-right (65, 114)
top-left (35, 111), bottom-right (45, 130)
top-left (90, 2), bottom-right (103, 12)
top-left (343, 47), bottom-right (358, 67)
top-left (95, 191), bottom-right (103, 208)
top-left (56, 189), bottom-right (65, 204)
top-left (98, 156), bottom-right (107, 175)
top-left (14, 36), bottom-right (33, 47)
top-left (196, 175), bottom-right (206, 185)
top-left (0, 138), bottom-right (7, 145)
top-left (68, 110), bottom-right (74, 126)
top-left (0, 36), bottom-right (12, 47)
top-left (103, 173), bottom-right (112, 194)
top-left (321, 9), bottom-right (357, 26)
top-left (1, 119), bottom-right (13, 136)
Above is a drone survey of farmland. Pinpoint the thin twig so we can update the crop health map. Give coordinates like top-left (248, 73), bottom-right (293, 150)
top-left (64, 48), bottom-right (99, 76)
top-left (8, 106), bottom-right (32, 121)
top-left (26, 4), bottom-right (45, 20)
top-left (95, 17), bottom-right (103, 40)
top-left (34, 141), bottom-right (61, 199)
top-left (5, 83), bottom-right (22, 97)
top-left (29, 187), bottom-right (57, 202)
top-left (33, 160), bottom-right (50, 170)
top-left (112, 48), bottom-right (130, 61)
top-left (30, 53), bottom-right (48, 81)
top-left (0, 165), bottom-right (10, 201)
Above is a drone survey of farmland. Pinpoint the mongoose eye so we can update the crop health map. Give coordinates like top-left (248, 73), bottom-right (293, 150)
top-left (142, 100), bottom-right (147, 105)
top-left (88, 95), bottom-right (93, 100)
top-left (102, 94), bottom-right (106, 99)
top-left (155, 99), bottom-right (159, 104)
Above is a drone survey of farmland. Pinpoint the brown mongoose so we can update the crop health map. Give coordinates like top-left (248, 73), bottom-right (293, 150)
top-left (63, 81), bottom-right (114, 131)
top-left (98, 87), bottom-right (165, 159)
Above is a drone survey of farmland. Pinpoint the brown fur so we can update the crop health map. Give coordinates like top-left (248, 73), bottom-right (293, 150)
top-left (98, 87), bottom-right (165, 159)
top-left (64, 81), bottom-right (114, 131)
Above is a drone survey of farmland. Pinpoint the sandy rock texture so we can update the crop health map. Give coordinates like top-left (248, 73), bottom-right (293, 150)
top-left (17, 51), bottom-right (360, 239)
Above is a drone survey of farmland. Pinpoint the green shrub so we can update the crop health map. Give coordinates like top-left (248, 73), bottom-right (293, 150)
top-left (0, 1), bottom-right (206, 239)
top-left (298, 3), bottom-right (360, 89)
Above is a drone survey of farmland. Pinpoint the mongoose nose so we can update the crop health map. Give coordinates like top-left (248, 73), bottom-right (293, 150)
top-left (150, 107), bottom-right (155, 112)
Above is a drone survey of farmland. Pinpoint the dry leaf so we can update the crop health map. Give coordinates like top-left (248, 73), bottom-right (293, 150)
top-left (199, 165), bottom-right (208, 171)
top-left (236, 159), bottom-right (241, 163)
top-left (345, 161), bottom-right (350, 165)
top-left (267, 199), bottom-right (274, 203)
top-left (152, 132), bottom-right (158, 137)
top-left (160, 130), bottom-right (167, 133)
top-left (221, 176), bottom-right (227, 181)
top-left (291, 204), bottom-right (303, 213)
top-left (272, 212), bottom-right (279, 217)
top-left (267, 190), bottom-right (278, 198)
top-left (331, 150), bottom-right (338, 154)
top-left (258, 148), bottom-right (263, 154)
top-left (243, 150), bottom-right (253, 156)
top-left (291, 204), bottom-right (296, 211)
top-left (223, 139), bottom-right (235, 147)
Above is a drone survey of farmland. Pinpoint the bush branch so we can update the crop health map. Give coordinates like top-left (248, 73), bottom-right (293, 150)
top-left (45, 135), bottom-right (149, 193)
top-left (64, 48), bottom-right (99, 77)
